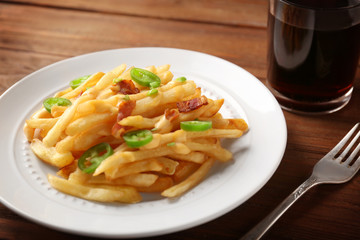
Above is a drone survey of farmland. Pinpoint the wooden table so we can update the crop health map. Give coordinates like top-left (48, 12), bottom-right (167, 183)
top-left (1, 1), bottom-right (359, 239)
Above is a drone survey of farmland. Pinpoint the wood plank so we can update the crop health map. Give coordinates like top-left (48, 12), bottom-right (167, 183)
top-left (0, 3), bottom-right (267, 61)
top-left (0, 49), bottom-right (64, 95)
top-left (5, 0), bottom-right (268, 28)
top-left (0, 2), bottom-right (268, 94)
top-left (0, 216), bottom-right (84, 239)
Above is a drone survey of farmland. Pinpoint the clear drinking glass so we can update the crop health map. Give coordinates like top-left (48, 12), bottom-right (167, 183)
top-left (267, 0), bottom-right (360, 114)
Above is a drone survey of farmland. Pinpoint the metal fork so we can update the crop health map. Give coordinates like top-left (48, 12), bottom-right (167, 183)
top-left (241, 122), bottom-right (360, 240)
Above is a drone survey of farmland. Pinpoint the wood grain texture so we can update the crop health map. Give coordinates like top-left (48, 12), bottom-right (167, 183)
top-left (0, 2), bottom-right (267, 95)
top-left (0, 0), bottom-right (360, 239)
top-left (4, 0), bottom-right (268, 27)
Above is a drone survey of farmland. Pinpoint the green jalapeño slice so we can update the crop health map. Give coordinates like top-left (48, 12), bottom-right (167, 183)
top-left (175, 76), bottom-right (187, 82)
top-left (78, 142), bottom-right (114, 174)
top-left (43, 97), bottom-right (72, 113)
top-left (180, 120), bottom-right (212, 132)
top-left (123, 129), bottom-right (153, 148)
top-left (70, 75), bottom-right (91, 89)
top-left (130, 68), bottom-right (161, 87)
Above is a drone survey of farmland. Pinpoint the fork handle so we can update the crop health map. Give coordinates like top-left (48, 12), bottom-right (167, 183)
top-left (240, 175), bottom-right (319, 240)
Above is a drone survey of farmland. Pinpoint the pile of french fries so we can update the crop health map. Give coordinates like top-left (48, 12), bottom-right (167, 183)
top-left (24, 64), bottom-right (248, 203)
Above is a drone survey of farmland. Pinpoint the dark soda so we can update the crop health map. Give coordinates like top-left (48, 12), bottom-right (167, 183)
top-left (267, 0), bottom-right (360, 113)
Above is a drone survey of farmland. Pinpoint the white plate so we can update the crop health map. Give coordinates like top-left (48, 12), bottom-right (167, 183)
top-left (0, 47), bottom-right (287, 238)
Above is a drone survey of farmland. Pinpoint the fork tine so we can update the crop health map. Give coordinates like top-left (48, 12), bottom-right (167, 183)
top-left (344, 141), bottom-right (360, 165)
top-left (351, 155), bottom-right (360, 171)
top-left (326, 123), bottom-right (360, 159)
top-left (337, 127), bottom-right (360, 163)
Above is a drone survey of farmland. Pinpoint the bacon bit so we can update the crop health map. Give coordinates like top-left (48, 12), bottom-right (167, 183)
top-left (119, 80), bottom-right (140, 95)
top-left (112, 100), bottom-right (136, 138)
top-left (111, 123), bottom-right (126, 139)
top-left (117, 100), bottom-right (136, 121)
top-left (112, 80), bottom-right (140, 95)
top-left (176, 96), bottom-right (208, 113)
top-left (165, 108), bottom-right (179, 122)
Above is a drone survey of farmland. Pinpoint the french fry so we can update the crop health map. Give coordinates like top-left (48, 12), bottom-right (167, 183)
top-left (198, 118), bottom-right (249, 131)
top-left (183, 87), bottom-right (201, 100)
top-left (153, 114), bottom-right (174, 134)
top-left (26, 118), bottom-right (58, 132)
top-left (33, 128), bottom-right (44, 140)
top-left (94, 146), bottom-right (178, 176)
top-left (56, 123), bottom-right (113, 154)
top-left (111, 64), bottom-right (127, 77)
top-left (118, 115), bottom-right (161, 129)
top-left (88, 173), bottom-right (158, 188)
top-left (184, 128), bottom-right (244, 139)
top-left (76, 100), bottom-right (117, 117)
top-left (156, 157), bottom-right (179, 175)
top-left (145, 65), bottom-right (156, 73)
top-left (154, 64), bottom-right (170, 74)
top-left (140, 131), bottom-right (185, 149)
top-left (137, 177), bottom-right (174, 192)
top-left (132, 81), bottom-right (196, 115)
top-left (157, 71), bottom-right (173, 85)
top-left (23, 122), bottom-right (34, 142)
top-left (48, 174), bottom-right (142, 203)
top-left (85, 71), bottom-right (117, 97)
top-left (168, 152), bottom-right (206, 164)
top-left (61, 72), bottom-right (105, 99)
top-left (161, 158), bottom-right (215, 198)
top-left (108, 159), bottom-right (163, 179)
top-left (191, 137), bottom-right (218, 145)
top-left (24, 108), bottom-right (54, 141)
top-left (200, 99), bottom-right (224, 117)
top-left (72, 124), bottom-right (113, 151)
top-left (141, 128), bottom-right (243, 150)
top-left (65, 112), bottom-right (116, 136)
top-left (172, 161), bottom-right (200, 183)
top-left (165, 143), bottom-right (191, 155)
top-left (56, 160), bottom-right (78, 179)
top-left (31, 139), bottom-right (73, 168)
top-left (33, 108), bottom-right (52, 119)
top-left (55, 135), bottom-right (75, 153)
top-left (184, 142), bottom-right (233, 162)
top-left (68, 167), bottom-right (91, 183)
top-left (43, 95), bottom-right (92, 147)
top-left (54, 87), bottom-right (72, 98)
top-left (96, 88), bottom-right (116, 100)
top-left (50, 105), bottom-right (67, 118)
top-left (140, 102), bottom-right (178, 118)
